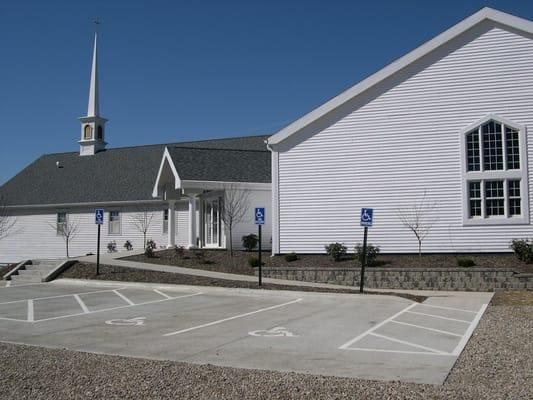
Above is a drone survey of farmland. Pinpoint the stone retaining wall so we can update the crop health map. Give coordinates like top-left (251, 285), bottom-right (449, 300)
top-left (261, 267), bottom-right (533, 291)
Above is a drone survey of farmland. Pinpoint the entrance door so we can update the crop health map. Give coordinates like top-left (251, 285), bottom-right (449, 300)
top-left (204, 198), bottom-right (220, 247)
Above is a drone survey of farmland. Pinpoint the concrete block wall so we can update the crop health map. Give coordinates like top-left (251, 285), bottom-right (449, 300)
top-left (261, 267), bottom-right (533, 291)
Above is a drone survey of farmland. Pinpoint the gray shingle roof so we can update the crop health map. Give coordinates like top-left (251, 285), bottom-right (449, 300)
top-left (0, 135), bottom-right (270, 207)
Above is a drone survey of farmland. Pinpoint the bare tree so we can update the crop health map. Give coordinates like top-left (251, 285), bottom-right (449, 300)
top-left (129, 206), bottom-right (156, 249)
top-left (49, 218), bottom-right (79, 258)
top-left (0, 198), bottom-right (16, 241)
top-left (220, 184), bottom-right (250, 257)
top-left (396, 191), bottom-right (438, 259)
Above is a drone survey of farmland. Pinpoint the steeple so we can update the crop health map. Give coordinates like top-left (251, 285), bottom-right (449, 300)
top-left (79, 22), bottom-right (108, 156)
top-left (87, 33), bottom-right (99, 117)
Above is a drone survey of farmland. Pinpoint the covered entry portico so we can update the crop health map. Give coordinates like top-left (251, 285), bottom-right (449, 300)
top-left (152, 146), bottom-right (271, 251)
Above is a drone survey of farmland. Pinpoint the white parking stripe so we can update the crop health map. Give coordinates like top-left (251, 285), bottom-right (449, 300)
top-left (452, 303), bottom-right (488, 356)
top-left (369, 332), bottom-right (448, 355)
top-left (390, 320), bottom-right (463, 337)
top-left (153, 289), bottom-right (173, 299)
top-left (113, 290), bottom-right (135, 305)
top-left (416, 303), bottom-right (478, 314)
top-left (0, 288), bottom-right (126, 306)
top-left (33, 292), bottom-right (203, 323)
top-left (74, 294), bottom-right (90, 314)
top-left (163, 298), bottom-right (303, 337)
top-left (339, 303), bottom-right (417, 350)
top-left (27, 300), bottom-right (34, 322)
top-left (343, 347), bottom-right (440, 356)
top-left (406, 310), bottom-right (471, 324)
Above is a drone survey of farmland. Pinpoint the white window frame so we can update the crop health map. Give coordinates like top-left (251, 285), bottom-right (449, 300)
top-left (202, 192), bottom-right (224, 248)
top-left (108, 210), bottom-right (122, 235)
top-left (460, 114), bottom-right (529, 225)
top-left (56, 212), bottom-right (67, 236)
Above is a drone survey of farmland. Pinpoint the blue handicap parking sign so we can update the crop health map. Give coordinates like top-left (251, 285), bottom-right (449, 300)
top-left (95, 209), bottom-right (104, 225)
top-left (255, 207), bottom-right (265, 225)
top-left (360, 208), bottom-right (373, 227)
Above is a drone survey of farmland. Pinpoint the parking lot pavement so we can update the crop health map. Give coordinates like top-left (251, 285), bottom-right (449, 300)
top-left (0, 280), bottom-right (492, 385)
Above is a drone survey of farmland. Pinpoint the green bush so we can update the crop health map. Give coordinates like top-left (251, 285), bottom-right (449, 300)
top-left (457, 258), bottom-right (475, 268)
top-left (248, 256), bottom-right (261, 268)
top-left (325, 242), bottom-right (347, 261)
top-left (242, 234), bottom-right (259, 251)
top-left (354, 244), bottom-right (380, 267)
top-left (284, 252), bottom-right (298, 262)
top-left (510, 239), bottom-right (533, 263)
top-left (144, 239), bottom-right (157, 258)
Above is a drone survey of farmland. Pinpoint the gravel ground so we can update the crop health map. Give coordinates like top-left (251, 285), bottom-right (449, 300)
top-left (125, 249), bottom-right (533, 273)
top-left (0, 305), bottom-right (531, 399)
top-left (57, 262), bottom-right (426, 302)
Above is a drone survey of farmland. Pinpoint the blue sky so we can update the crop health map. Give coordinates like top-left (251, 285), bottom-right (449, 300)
top-left (2, 0), bottom-right (533, 185)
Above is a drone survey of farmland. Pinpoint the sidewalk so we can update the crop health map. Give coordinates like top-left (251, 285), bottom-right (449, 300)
top-left (75, 250), bottom-right (493, 299)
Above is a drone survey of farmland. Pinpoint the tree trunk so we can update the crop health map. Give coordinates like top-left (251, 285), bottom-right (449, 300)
top-left (228, 226), bottom-right (233, 257)
top-left (418, 240), bottom-right (422, 260)
top-left (66, 238), bottom-right (69, 258)
top-left (143, 232), bottom-right (147, 249)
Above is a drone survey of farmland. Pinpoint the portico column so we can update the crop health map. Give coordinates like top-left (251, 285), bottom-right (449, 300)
top-left (167, 200), bottom-right (176, 248)
top-left (187, 194), bottom-right (197, 249)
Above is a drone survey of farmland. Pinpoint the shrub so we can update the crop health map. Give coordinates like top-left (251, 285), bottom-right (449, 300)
top-left (248, 256), bottom-right (261, 268)
top-left (107, 241), bottom-right (117, 253)
top-left (174, 245), bottom-right (185, 258)
top-left (145, 239), bottom-right (157, 258)
top-left (325, 242), bottom-right (347, 261)
top-left (242, 234), bottom-right (259, 251)
top-left (510, 239), bottom-right (533, 263)
top-left (354, 244), bottom-right (380, 267)
top-left (123, 240), bottom-right (133, 251)
top-left (284, 252), bottom-right (298, 262)
top-left (457, 258), bottom-right (475, 268)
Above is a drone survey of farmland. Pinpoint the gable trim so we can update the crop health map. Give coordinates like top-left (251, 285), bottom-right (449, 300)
top-left (267, 7), bottom-right (533, 147)
top-left (152, 147), bottom-right (182, 198)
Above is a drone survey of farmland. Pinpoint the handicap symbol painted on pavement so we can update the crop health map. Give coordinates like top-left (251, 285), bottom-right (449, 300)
top-left (248, 326), bottom-right (298, 337)
top-left (105, 317), bottom-right (146, 326)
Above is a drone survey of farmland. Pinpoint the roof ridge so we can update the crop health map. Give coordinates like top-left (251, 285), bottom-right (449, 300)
top-left (169, 146), bottom-right (268, 153)
top-left (38, 133), bottom-right (271, 157)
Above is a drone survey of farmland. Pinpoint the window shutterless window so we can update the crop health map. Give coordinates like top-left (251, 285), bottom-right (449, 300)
top-left (109, 211), bottom-right (121, 234)
top-left (461, 115), bottom-right (528, 225)
top-left (57, 212), bottom-right (67, 235)
top-left (163, 209), bottom-right (169, 233)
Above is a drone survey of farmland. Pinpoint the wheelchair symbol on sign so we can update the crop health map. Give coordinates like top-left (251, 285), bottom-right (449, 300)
top-left (256, 210), bottom-right (263, 218)
top-left (360, 208), bottom-right (373, 227)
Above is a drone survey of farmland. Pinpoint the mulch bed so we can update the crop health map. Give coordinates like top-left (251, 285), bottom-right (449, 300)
top-left (124, 249), bottom-right (532, 274)
top-left (0, 264), bottom-right (16, 277)
top-left (57, 262), bottom-right (426, 303)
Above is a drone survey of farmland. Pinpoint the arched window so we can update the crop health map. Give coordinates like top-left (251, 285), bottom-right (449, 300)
top-left (97, 126), bottom-right (103, 140)
top-left (84, 125), bottom-right (92, 140)
top-left (461, 115), bottom-right (528, 225)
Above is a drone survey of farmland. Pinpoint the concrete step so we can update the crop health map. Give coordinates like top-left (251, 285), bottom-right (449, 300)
top-left (18, 269), bottom-right (49, 277)
top-left (10, 274), bottom-right (42, 283)
top-left (25, 264), bottom-right (57, 272)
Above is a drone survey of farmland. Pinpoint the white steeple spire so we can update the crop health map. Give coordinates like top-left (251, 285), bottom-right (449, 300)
top-left (79, 20), bottom-right (108, 156)
top-left (87, 33), bottom-right (99, 117)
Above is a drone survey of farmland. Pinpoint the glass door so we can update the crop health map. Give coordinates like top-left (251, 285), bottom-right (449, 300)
top-left (204, 198), bottom-right (220, 247)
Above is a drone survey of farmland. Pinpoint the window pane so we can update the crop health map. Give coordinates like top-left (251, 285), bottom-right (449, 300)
top-left (508, 180), bottom-right (521, 216)
top-left (505, 127), bottom-right (520, 170)
top-left (468, 182), bottom-right (481, 217)
top-left (485, 180), bottom-right (504, 216)
top-left (466, 130), bottom-right (480, 171)
top-left (109, 212), bottom-right (120, 234)
top-left (163, 210), bottom-right (168, 233)
top-left (482, 121), bottom-right (503, 170)
top-left (57, 212), bottom-right (67, 234)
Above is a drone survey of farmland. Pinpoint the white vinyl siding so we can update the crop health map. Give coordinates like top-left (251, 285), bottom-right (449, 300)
top-left (276, 26), bottom-right (533, 253)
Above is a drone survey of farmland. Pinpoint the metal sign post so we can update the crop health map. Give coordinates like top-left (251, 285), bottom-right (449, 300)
top-left (255, 207), bottom-right (265, 286)
top-left (359, 208), bottom-right (373, 293)
top-left (95, 209), bottom-right (104, 275)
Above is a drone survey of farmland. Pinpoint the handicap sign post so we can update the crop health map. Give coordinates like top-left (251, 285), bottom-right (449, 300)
top-left (95, 209), bottom-right (104, 275)
top-left (255, 207), bottom-right (265, 286)
top-left (359, 208), bottom-right (373, 293)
